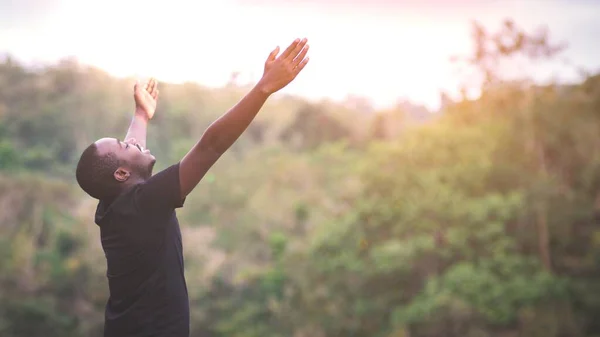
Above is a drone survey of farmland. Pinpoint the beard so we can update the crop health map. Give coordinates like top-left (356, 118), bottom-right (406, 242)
top-left (133, 158), bottom-right (156, 181)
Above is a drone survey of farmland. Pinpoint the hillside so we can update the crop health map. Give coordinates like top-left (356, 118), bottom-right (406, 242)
top-left (1, 20), bottom-right (600, 337)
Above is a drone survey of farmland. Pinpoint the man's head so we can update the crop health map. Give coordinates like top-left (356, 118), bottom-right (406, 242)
top-left (75, 138), bottom-right (156, 200)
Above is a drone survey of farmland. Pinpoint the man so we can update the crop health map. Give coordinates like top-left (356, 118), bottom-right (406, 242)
top-left (75, 38), bottom-right (310, 337)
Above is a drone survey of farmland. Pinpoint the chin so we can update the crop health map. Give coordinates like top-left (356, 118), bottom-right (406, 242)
top-left (134, 160), bottom-right (156, 181)
top-left (148, 159), bottom-right (156, 175)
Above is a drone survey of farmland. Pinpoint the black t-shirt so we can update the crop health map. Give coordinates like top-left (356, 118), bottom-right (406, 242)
top-left (94, 163), bottom-right (189, 337)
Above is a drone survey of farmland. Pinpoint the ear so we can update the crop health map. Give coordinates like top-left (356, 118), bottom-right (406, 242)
top-left (114, 168), bottom-right (131, 182)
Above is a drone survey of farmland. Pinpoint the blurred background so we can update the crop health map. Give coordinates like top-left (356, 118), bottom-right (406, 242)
top-left (2, 0), bottom-right (600, 336)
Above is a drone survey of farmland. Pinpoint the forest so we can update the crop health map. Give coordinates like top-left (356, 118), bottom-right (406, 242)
top-left (1, 20), bottom-right (600, 337)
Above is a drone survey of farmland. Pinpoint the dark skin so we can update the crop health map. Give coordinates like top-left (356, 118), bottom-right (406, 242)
top-left (95, 137), bottom-right (156, 185)
top-left (95, 38), bottom-right (310, 199)
top-left (123, 77), bottom-right (159, 150)
top-left (94, 77), bottom-right (159, 188)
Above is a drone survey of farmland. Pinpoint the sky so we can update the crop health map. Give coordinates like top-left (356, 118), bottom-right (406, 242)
top-left (1, 0), bottom-right (599, 110)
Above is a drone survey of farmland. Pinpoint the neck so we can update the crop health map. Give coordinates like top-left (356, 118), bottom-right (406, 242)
top-left (125, 176), bottom-right (147, 187)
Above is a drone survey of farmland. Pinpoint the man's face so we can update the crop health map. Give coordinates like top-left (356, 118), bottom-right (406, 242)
top-left (95, 137), bottom-right (156, 180)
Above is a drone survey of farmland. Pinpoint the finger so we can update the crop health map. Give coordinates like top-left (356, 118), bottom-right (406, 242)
top-left (146, 77), bottom-right (156, 93)
top-left (152, 89), bottom-right (159, 100)
top-left (280, 38), bottom-right (300, 60)
top-left (292, 44), bottom-right (309, 68)
top-left (150, 78), bottom-right (158, 96)
top-left (266, 46), bottom-right (280, 63)
top-left (286, 38), bottom-right (307, 61)
top-left (294, 57), bottom-right (310, 74)
top-left (147, 78), bottom-right (153, 92)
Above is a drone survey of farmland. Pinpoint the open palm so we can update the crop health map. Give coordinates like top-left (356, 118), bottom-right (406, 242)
top-left (259, 38), bottom-right (310, 94)
top-left (134, 78), bottom-right (159, 119)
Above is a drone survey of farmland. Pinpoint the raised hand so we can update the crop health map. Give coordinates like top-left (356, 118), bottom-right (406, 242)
top-left (257, 38), bottom-right (310, 95)
top-left (134, 78), bottom-right (159, 120)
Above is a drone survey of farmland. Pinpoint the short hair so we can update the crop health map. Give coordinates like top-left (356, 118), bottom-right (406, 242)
top-left (75, 143), bottom-right (121, 200)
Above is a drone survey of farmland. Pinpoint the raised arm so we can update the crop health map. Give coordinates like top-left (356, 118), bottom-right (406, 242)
top-left (178, 38), bottom-right (310, 198)
top-left (124, 78), bottom-right (159, 149)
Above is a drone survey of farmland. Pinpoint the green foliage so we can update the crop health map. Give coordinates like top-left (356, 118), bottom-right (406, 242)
top-left (394, 258), bottom-right (567, 325)
top-left (0, 298), bottom-right (78, 337)
top-left (0, 139), bottom-right (20, 169)
top-left (1, 18), bottom-right (600, 337)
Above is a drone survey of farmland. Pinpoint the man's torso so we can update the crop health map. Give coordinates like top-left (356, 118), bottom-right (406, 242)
top-left (95, 184), bottom-right (189, 337)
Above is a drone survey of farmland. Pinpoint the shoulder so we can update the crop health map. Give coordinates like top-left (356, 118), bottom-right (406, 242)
top-left (133, 163), bottom-right (186, 212)
top-left (94, 187), bottom-right (143, 224)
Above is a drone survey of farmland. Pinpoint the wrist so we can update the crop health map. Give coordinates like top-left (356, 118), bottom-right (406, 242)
top-left (134, 107), bottom-right (150, 121)
top-left (255, 78), bottom-right (274, 97)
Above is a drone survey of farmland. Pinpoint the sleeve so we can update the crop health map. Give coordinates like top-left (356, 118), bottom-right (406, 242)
top-left (133, 162), bottom-right (186, 212)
